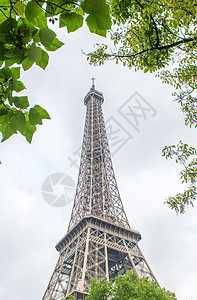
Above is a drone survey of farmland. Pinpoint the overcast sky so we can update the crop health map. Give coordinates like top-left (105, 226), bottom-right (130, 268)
top-left (0, 24), bottom-right (197, 300)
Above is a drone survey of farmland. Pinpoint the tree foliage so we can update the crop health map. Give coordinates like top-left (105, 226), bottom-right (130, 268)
top-left (87, 0), bottom-right (197, 214)
top-left (162, 141), bottom-right (197, 214)
top-left (1, 0), bottom-right (197, 214)
top-left (0, 0), bottom-right (111, 144)
top-left (85, 270), bottom-right (177, 300)
top-left (66, 296), bottom-right (75, 300)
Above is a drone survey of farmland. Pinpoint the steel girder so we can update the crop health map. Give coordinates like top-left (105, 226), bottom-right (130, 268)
top-left (42, 217), bottom-right (157, 300)
top-left (68, 88), bottom-right (130, 231)
top-left (42, 86), bottom-right (158, 300)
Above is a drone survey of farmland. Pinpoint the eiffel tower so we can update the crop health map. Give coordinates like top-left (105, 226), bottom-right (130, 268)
top-left (43, 81), bottom-right (158, 300)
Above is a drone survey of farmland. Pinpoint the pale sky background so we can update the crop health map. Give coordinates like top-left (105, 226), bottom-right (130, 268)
top-left (0, 23), bottom-right (197, 300)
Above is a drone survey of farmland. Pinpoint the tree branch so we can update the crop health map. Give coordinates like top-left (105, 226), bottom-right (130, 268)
top-left (94, 37), bottom-right (197, 60)
top-left (150, 16), bottom-right (160, 48)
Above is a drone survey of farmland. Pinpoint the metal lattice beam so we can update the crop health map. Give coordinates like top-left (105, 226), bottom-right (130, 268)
top-left (68, 88), bottom-right (130, 231)
top-left (42, 85), bottom-right (158, 300)
top-left (43, 217), bottom-right (158, 299)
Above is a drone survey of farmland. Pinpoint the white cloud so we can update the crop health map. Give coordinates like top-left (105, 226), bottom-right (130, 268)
top-left (0, 25), bottom-right (196, 300)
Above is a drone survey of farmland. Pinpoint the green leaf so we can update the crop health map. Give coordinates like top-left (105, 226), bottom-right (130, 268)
top-left (28, 44), bottom-right (42, 62)
top-left (0, 18), bottom-right (17, 34)
top-left (22, 57), bottom-right (34, 71)
top-left (9, 78), bottom-right (18, 90)
top-left (81, 0), bottom-right (109, 15)
top-left (0, 12), bottom-right (7, 24)
top-left (31, 11), bottom-right (47, 29)
top-left (0, 113), bottom-right (8, 124)
top-left (0, 42), bottom-right (5, 60)
top-left (13, 1), bottom-right (25, 16)
top-left (74, 7), bottom-right (84, 16)
top-left (45, 0), bottom-right (74, 17)
top-left (86, 26), bottom-right (106, 37)
top-left (0, 33), bottom-right (6, 43)
top-left (36, 50), bottom-right (49, 69)
top-left (15, 81), bottom-right (26, 92)
top-left (81, 0), bottom-right (111, 35)
top-left (25, 3), bottom-right (46, 28)
top-left (14, 47), bottom-right (25, 59)
top-left (25, 1), bottom-right (43, 21)
top-left (11, 67), bottom-right (20, 79)
top-left (32, 30), bottom-right (40, 43)
top-left (29, 108), bottom-right (42, 125)
top-left (22, 121), bottom-right (36, 143)
top-left (0, 122), bottom-right (16, 142)
top-left (1, 67), bottom-right (12, 79)
top-left (10, 110), bottom-right (26, 132)
top-left (0, 106), bottom-right (8, 117)
top-left (39, 27), bottom-right (56, 47)
top-left (13, 96), bottom-right (29, 109)
top-left (34, 105), bottom-right (50, 119)
top-left (4, 49), bottom-right (17, 59)
top-left (8, 96), bottom-right (13, 106)
top-left (86, 13), bottom-right (111, 31)
top-left (45, 38), bottom-right (64, 51)
top-left (59, 12), bottom-right (83, 32)
top-left (5, 88), bottom-right (13, 105)
top-left (18, 25), bottom-right (31, 44)
top-left (5, 57), bottom-right (20, 67)
top-left (0, 72), bottom-right (5, 83)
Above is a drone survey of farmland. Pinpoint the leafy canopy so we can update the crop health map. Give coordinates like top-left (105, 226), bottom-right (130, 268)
top-left (1, 0), bottom-right (196, 215)
top-left (0, 0), bottom-right (111, 144)
top-left (85, 270), bottom-right (177, 300)
top-left (87, 0), bottom-right (197, 214)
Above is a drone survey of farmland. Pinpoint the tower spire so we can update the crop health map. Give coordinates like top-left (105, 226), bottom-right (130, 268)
top-left (43, 85), bottom-right (158, 300)
top-left (91, 77), bottom-right (95, 89)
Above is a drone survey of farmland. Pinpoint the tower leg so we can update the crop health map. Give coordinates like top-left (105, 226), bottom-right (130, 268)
top-left (43, 220), bottom-right (157, 299)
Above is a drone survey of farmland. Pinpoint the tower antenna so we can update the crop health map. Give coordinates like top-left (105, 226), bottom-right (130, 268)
top-left (91, 77), bottom-right (95, 89)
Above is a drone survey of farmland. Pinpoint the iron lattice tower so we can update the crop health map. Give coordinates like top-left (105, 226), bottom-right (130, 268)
top-left (43, 83), bottom-right (158, 300)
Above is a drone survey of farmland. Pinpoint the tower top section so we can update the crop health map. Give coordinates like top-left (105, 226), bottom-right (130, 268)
top-left (84, 78), bottom-right (104, 105)
top-left (68, 83), bottom-right (130, 231)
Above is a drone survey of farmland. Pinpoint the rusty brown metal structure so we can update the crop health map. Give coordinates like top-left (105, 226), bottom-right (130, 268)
top-left (43, 84), bottom-right (158, 300)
